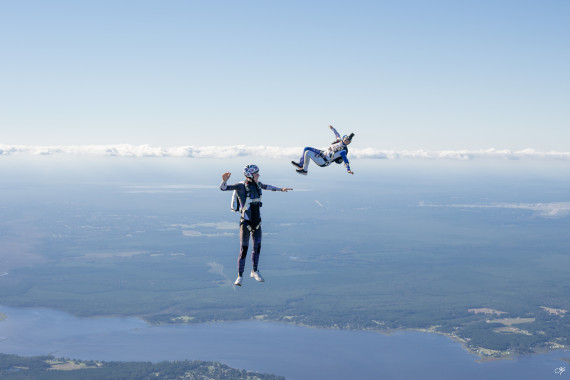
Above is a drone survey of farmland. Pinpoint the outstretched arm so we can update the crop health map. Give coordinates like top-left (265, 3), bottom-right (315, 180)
top-left (329, 125), bottom-right (341, 140)
top-left (339, 151), bottom-right (354, 175)
top-left (262, 183), bottom-right (293, 192)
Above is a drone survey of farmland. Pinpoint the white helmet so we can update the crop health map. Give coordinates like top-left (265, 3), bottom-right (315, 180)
top-left (243, 164), bottom-right (260, 178)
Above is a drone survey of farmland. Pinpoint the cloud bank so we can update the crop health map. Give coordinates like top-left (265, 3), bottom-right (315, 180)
top-left (419, 201), bottom-right (570, 218)
top-left (1, 144), bottom-right (570, 161)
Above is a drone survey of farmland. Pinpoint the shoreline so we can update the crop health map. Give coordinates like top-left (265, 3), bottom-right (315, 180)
top-left (227, 317), bottom-right (570, 362)
top-left (1, 305), bottom-right (568, 362)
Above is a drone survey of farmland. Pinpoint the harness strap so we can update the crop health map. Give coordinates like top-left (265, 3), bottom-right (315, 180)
top-left (246, 221), bottom-right (262, 232)
top-left (240, 181), bottom-right (263, 221)
top-left (320, 145), bottom-right (348, 166)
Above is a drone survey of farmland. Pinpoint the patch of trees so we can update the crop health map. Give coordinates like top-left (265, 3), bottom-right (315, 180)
top-left (0, 354), bottom-right (285, 380)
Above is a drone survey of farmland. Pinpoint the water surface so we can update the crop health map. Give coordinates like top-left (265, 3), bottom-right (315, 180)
top-left (0, 306), bottom-right (567, 380)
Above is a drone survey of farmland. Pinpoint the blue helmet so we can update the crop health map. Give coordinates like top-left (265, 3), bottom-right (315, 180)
top-left (243, 164), bottom-right (260, 178)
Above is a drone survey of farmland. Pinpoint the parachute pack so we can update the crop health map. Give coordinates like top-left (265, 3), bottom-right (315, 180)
top-left (230, 190), bottom-right (240, 212)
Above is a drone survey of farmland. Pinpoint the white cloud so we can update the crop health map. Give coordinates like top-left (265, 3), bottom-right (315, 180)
top-left (123, 185), bottom-right (218, 193)
top-left (419, 201), bottom-right (570, 218)
top-left (177, 222), bottom-right (237, 230)
top-left (175, 221), bottom-right (238, 238)
top-left (2, 145), bottom-right (570, 161)
top-left (349, 148), bottom-right (570, 160)
top-left (0, 144), bottom-right (299, 158)
top-left (182, 230), bottom-right (236, 237)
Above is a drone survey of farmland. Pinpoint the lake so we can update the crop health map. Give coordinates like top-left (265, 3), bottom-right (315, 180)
top-left (0, 305), bottom-right (567, 380)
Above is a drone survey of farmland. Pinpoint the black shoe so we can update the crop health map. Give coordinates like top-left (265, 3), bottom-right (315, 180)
top-left (291, 161), bottom-right (302, 169)
top-left (296, 169), bottom-right (308, 175)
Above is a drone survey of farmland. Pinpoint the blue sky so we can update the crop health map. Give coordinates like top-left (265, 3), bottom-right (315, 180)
top-left (1, 1), bottom-right (569, 150)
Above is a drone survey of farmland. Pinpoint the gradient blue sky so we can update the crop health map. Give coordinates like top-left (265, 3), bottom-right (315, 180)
top-left (1, 1), bottom-right (569, 150)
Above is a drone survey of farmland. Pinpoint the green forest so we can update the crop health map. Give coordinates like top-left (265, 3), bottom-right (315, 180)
top-left (1, 171), bottom-right (570, 360)
top-left (0, 354), bottom-right (284, 380)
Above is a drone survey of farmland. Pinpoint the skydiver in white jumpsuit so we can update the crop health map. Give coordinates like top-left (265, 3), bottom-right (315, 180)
top-left (291, 125), bottom-right (355, 175)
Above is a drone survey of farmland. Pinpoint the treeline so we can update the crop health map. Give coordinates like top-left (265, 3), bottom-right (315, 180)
top-left (460, 322), bottom-right (545, 353)
top-left (148, 303), bottom-right (570, 356)
top-left (0, 354), bottom-right (285, 380)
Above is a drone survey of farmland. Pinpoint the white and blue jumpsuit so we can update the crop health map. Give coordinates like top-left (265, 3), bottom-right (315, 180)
top-left (299, 126), bottom-right (352, 173)
top-left (220, 179), bottom-right (283, 276)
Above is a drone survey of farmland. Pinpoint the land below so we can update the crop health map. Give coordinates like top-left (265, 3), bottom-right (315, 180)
top-left (1, 162), bottom-right (569, 361)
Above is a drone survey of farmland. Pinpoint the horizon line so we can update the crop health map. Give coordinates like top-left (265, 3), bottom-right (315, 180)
top-left (1, 144), bottom-right (570, 161)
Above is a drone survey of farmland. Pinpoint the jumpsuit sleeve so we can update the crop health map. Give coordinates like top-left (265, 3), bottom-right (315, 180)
top-left (260, 183), bottom-right (282, 192)
top-left (330, 126), bottom-right (341, 140)
top-left (220, 181), bottom-right (240, 191)
top-left (339, 150), bottom-right (351, 172)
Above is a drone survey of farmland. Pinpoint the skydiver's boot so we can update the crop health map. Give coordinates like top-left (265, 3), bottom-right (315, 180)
top-left (291, 161), bottom-right (302, 169)
top-left (296, 169), bottom-right (308, 175)
top-left (250, 270), bottom-right (264, 282)
top-left (234, 275), bottom-right (243, 286)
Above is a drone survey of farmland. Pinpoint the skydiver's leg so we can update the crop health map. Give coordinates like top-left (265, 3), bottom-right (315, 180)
top-left (251, 227), bottom-right (262, 272)
top-left (298, 147), bottom-right (321, 167)
top-left (302, 149), bottom-right (326, 172)
top-left (238, 223), bottom-right (251, 276)
top-left (298, 147), bottom-right (308, 167)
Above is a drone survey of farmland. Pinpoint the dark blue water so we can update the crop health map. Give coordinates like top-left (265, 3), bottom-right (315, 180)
top-left (0, 306), bottom-right (567, 380)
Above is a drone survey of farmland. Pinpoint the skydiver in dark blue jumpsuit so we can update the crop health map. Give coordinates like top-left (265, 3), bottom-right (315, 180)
top-left (220, 165), bottom-right (293, 286)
